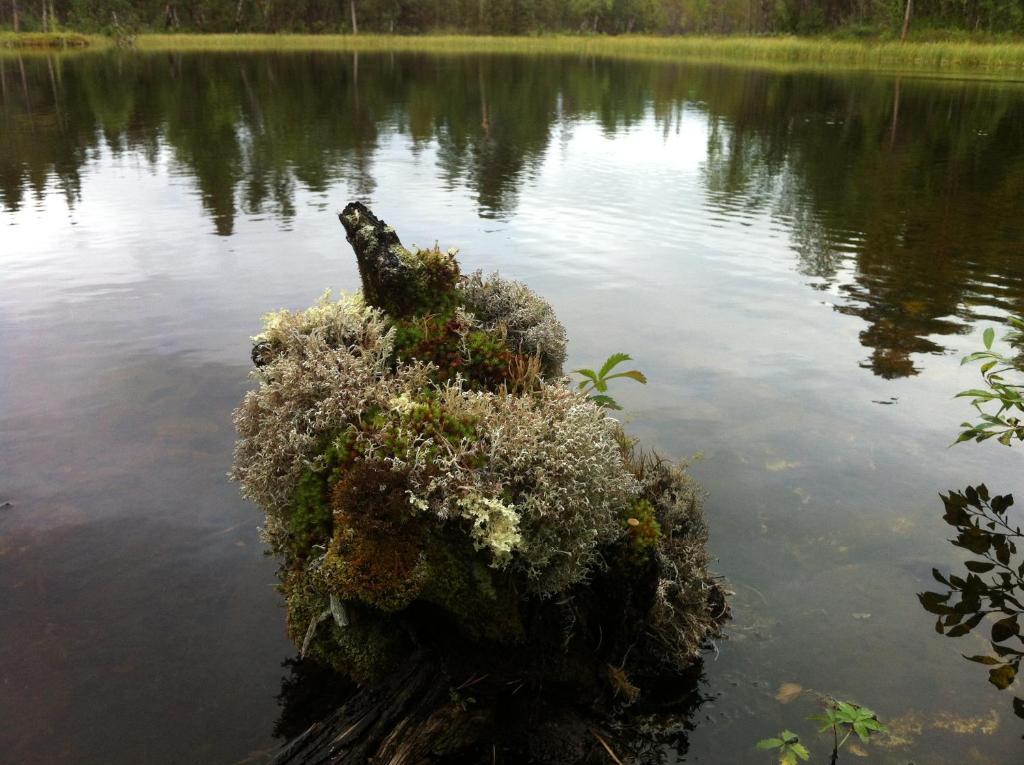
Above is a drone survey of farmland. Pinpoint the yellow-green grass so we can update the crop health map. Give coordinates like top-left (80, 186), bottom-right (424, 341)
top-left (0, 31), bottom-right (106, 49)
top-left (6, 32), bottom-right (1024, 76)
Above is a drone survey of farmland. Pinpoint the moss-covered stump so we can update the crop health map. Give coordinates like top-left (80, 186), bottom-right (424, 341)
top-left (232, 203), bottom-right (728, 763)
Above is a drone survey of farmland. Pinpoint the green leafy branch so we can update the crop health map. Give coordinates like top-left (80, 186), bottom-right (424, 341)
top-left (955, 318), bottom-right (1024, 447)
top-left (757, 699), bottom-right (886, 764)
top-left (575, 353), bottom-right (647, 410)
top-left (810, 700), bottom-right (887, 762)
top-left (756, 730), bottom-right (809, 765)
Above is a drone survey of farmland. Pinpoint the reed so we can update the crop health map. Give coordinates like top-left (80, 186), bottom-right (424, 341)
top-left (5, 32), bottom-right (1024, 75)
top-left (132, 34), bottom-right (1024, 73)
top-left (0, 32), bottom-right (103, 49)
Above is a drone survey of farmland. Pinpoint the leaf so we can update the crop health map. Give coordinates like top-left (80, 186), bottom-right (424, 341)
top-left (756, 738), bottom-right (784, 750)
top-left (955, 389), bottom-right (998, 400)
top-left (598, 353), bottom-right (631, 379)
top-left (984, 327), bottom-right (996, 350)
top-left (964, 560), bottom-right (995, 573)
top-left (992, 615), bottom-right (1020, 643)
top-left (588, 394), bottom-right (621, 410)
top-left (989, 664), bottom-right (1017, 690)
top-left (946, 611), bottom-right (984, 637)
top-left (964, 654), bottom-right (1001, 665)
top-left (604, 369), bottom-right (648, 385)
top-left (918, 591), bottom-right (953, 615)
top-left (790, 742), bottom-right (810, 761)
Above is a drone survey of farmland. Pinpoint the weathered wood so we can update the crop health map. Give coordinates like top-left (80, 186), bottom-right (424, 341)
top-left (337, 202), bottom-right (421, 318)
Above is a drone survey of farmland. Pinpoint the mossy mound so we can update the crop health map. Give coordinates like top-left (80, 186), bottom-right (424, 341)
top-left (232, 203), bottom-right (726, 708)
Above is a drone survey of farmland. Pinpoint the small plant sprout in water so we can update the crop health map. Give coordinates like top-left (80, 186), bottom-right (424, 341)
top-left (575, 353), bottom-right (647, 410)
top-left (757, 699), bottom-right (887, 764)
top-left (955, 316), bottom-right (1024, 447)
top-left (756, 730), bottom-right (809, 765)
top-left (810, 699), bottom-right (887, 762)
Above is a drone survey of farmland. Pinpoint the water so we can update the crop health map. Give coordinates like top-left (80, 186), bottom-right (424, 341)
top-left (2, 51), bottom-right (1023, 764)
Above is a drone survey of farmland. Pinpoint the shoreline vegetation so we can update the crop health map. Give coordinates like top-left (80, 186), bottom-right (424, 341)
top-left (6, 31), bottom-right (1024, 74)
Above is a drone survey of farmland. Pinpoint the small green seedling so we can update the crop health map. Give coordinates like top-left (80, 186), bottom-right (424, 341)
top-left (756, 730), bottom-right (810, 765)
top-left (575, 353), bottom-right (647, 410)
top-left (757, 699), bottom-right (887, 763)
top-left (810, 700), bottom-right (888, 760)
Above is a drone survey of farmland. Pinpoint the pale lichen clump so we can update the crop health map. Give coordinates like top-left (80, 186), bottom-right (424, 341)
top-left (459, 270), bottom-right (568, 377)
top-left (232, 208), bottom-right (726, 696)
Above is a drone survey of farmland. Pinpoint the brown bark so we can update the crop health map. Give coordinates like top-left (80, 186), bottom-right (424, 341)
top-left (11, 0), bottom-right (18, 33)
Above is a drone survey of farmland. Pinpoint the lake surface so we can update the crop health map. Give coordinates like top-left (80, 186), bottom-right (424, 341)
top-left (2, 50), bottom-right (1024, 764)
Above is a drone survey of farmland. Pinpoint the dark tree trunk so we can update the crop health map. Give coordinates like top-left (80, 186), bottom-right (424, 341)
top-left (11, 0), bottom-right (19, 33)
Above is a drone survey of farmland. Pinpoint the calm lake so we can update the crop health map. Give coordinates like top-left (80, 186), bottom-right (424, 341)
top-left (2, 50), bottom-right (1024, 764)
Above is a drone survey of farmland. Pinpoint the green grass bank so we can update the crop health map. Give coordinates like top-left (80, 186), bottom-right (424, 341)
top-left (6, 32), bottom-right (1024, 75)
top-left (0, 32), bottom-right (102, 48)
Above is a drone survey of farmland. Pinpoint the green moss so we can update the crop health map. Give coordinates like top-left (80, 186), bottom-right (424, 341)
top-left (391, 313), bottom-right (517, 391)
top-left (282, 430), bottom-right (359, 561)
top-left (622, 499), bottom-right (661, 566)
top-left (286, 469), bottom-right (334, 561)
top-left (358, 390), bottom-right (482, 468)
top-left (420, 535), bottom-right (525, 644)
top-left (283, 574), bottom-right (407, 683)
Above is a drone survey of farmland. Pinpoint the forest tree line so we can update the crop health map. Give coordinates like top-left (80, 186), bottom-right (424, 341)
top-left (3, 0), bottom-right (1024, 36)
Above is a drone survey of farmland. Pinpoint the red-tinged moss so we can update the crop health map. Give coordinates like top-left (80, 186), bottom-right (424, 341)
top-left (391, 313), bottom-right (519, 391)
top-left (322, 461), bottom-right (428, 611)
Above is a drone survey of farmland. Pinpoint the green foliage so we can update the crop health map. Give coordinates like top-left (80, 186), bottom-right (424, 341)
top-left (12, 0), bottom-right (1024, 35)
top-left (809, 700), bottom-right (887, 745)
top-left (919, 485), bottom-right (1023, 720)
top-left (756, 730), bottom-right (809, 765)
top-left (575, 352), bottom-right (647, 410)
top-left (955, 317), bottom-right (1024, 447)
top-left (758, 699), bottom-right (887, 763)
